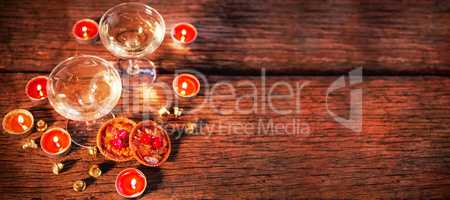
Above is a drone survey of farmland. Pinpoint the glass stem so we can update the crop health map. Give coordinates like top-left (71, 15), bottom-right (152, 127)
top-left (127, 59), bottom-right (140, 75)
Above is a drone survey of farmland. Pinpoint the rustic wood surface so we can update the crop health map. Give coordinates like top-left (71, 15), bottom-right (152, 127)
top-left (1, 0), bottom-right (450, 199)
top-left (1, 0), bottom-right (450, 75)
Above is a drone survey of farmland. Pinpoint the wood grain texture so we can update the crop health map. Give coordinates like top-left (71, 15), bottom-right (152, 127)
top-left (1, 73), bottom-right (450, 199)
top-left (1, 0), bottom-right (450, 199)
top-left (0, 0), bottom-right (450, 75)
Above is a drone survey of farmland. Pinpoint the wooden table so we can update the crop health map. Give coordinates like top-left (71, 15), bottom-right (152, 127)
top-left (1, 0), bottom-right (450, 199)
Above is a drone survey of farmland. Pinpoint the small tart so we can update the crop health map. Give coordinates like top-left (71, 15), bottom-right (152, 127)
top-left (97, 117), bottom-right (136, 162)
top-left (130, 120), bottom-right (171, 167)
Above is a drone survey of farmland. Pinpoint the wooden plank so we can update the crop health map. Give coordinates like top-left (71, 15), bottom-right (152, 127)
top-left (1, 0), bottom-right (450, 75)
top-left (0, 73), bottom-right (449, 199)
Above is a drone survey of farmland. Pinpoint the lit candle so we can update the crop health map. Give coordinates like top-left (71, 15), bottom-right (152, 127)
top-left (40, 128), bottom-right (71, 156)
top-left (25, 76), bottom-right (48, 100)
top-left (2, 109), bottom-right (34, 135)
top-left (72, 19), bottom-right (99, 44)
top-left (115, 168), bottom-right (147, 198)
top-left (171, 23), bottom-right (198, 44)
top-left (172, 73), bottom-right (200, 98)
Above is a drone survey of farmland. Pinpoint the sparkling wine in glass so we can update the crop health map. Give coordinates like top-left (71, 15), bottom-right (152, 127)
top-left (99, 2), bottom-right (165, 85)
top-left (47, 55), bottom-right (122, 147)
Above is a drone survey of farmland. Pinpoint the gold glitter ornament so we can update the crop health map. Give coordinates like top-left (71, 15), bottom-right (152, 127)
top-left (87, 146), bottom-right (97, 157)
top-left (73, 180), bottom-right (86, 192)
top-left (22, 139), bottom-right (38, 149)
top-left (88, 164), bottom-right (102, 178)
top-left (158, 107), bottom-right (170, 117)
top-left (173, 107), bottom-right (183, 118)
top-left (36, 119), bottom-right (48, 132)
top-left (52, 162), bottom-right (64, 175)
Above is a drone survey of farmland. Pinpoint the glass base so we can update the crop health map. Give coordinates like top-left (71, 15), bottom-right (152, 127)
top-left (66, 113), bottom-right (115, 148)
top-left (114, 58), bottom-right (158, 118)
top-left (116, 58), bottom-right (157, 88)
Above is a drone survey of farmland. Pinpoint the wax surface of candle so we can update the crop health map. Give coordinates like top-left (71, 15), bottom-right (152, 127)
top-left (116, 169), bottom-right (146, 197)
top-left (26, 77), bottom-right (48, 99)
top-left (73, 20), bottom-right (98, 39)
top-left (172, 23), bottom-right (197, 43)
top-left (174, 74), bottom-right (200, 97)
top-left (3, 112), bottom-right (32, 133)
top-left (41, 129), bottom-right (70, 154)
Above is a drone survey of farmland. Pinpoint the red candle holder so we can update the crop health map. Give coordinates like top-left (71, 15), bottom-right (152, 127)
top-left (171, 23), bottom-right (198, 44)
top-left (172, 73), bottom-right (200, 98)
top-left (2, 109), bottom-right (34, 135)
top-left (115, 168), bottom-right (147, 198)
top-left (72, 19), bottom-right (99, 44)
top-left (40, 128), bottom-right (72, 157)
top-left (25, 76), bottom-right (48, 101)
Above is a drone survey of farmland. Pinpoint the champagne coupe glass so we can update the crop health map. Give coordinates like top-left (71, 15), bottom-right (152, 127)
top-left (47, 55), bottom-right (122, 148)
top-left (99, 2), bottom-right (165, 86)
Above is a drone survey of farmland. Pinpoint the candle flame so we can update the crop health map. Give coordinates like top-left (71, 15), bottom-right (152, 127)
top-left (181, 81), bottom-right (188, 89)
top-left (18, 115), bottom-right (24, 124)
top-left (158, 107), bottom-right (170, 117)
top-left (53, 136), bottom-right (61, 148)
top-left (131, 178), bottom-right (137, 190)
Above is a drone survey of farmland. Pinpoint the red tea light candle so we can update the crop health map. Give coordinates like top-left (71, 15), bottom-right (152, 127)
top-left (40, 128), bottom-right (72, 156)
top-left (115, 168), bottom-right (147, 198)
top-left (25, 76), bottom-right (48, 100)
top-left (2, 109), bottom-right (34, 135)
top-left (171, 23), bottom-right (198, 44)
top-left (72, 19), bottom-right (99, 44)
top-left (172, 73), bottom-right (200, 98)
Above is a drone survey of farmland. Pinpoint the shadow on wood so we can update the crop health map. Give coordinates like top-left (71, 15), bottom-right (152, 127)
top-left (137, 165), bottom-right (163, 197)
top-left (99, 160), bottom-right (117, 175)
top-left (83, 177), bottom-right (96, 187)
top-left (61, 159), bottom-right (79, 173)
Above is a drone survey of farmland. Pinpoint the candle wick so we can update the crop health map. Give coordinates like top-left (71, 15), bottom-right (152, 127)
top-left (37, 84), bottom-right (44, 97)
top-left (180, 29), bottom-right (187, 42)
top-left (53, 136), bottom-right (61, 148)
top-left (17, 115), bottom-right (28, 130)
top-left (82, 26), bottom-right (88, 38)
